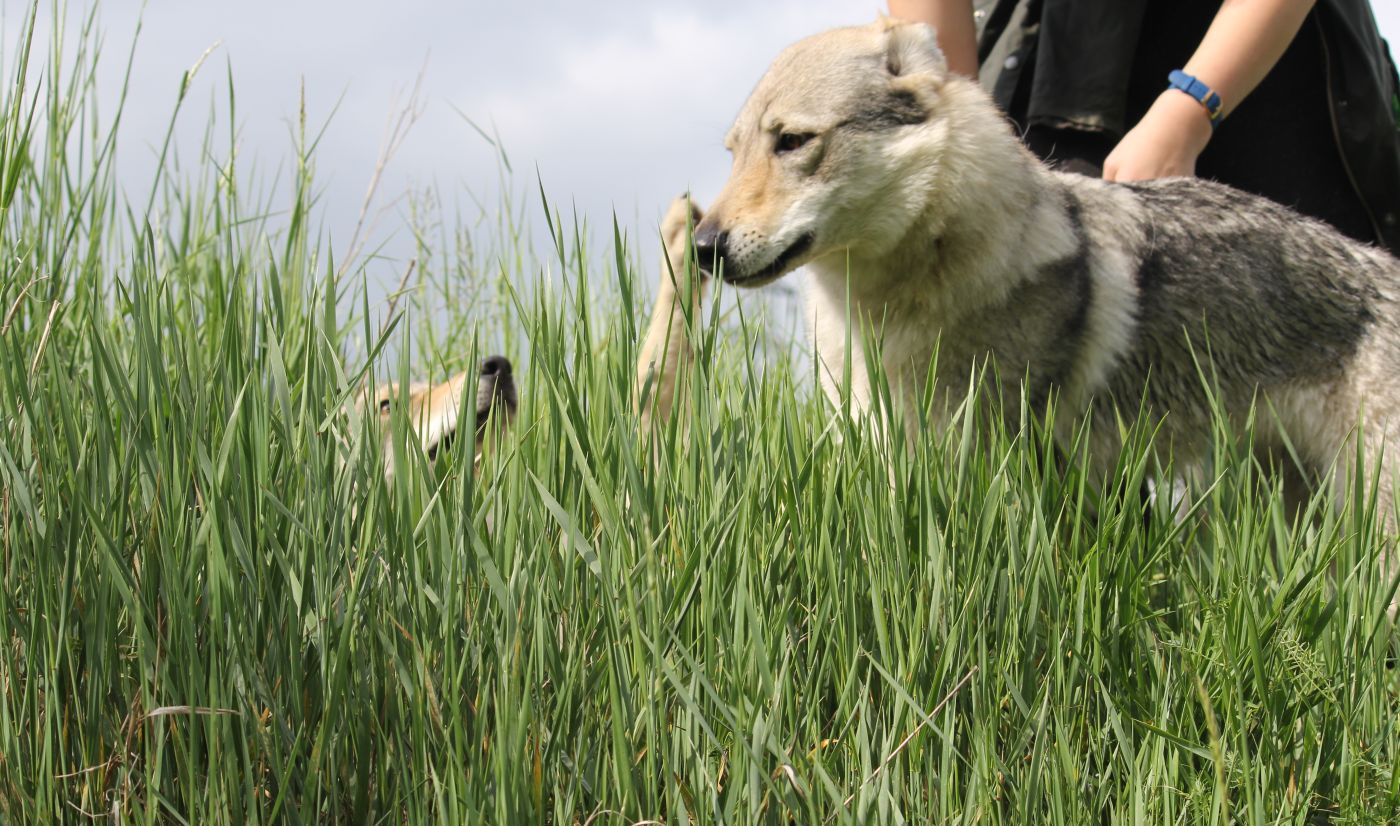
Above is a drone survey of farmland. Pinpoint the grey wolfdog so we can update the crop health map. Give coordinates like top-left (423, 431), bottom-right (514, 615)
top-left (689, 20), bottom-right (1400, 555)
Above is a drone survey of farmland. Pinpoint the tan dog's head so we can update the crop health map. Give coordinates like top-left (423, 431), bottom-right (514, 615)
top-left (364, 355), bottom-right (518, 480)
top-left (693, 19), bottom-right (955, 286)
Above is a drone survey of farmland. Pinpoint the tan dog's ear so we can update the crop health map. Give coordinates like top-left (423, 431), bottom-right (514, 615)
top-left (881, 19), bottom-right (947, 80)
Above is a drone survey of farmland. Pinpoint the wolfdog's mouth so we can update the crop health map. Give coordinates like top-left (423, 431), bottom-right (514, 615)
top-left (725, 233), bottom-right (814, 286)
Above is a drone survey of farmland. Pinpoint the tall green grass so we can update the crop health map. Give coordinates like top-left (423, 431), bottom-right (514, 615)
top-left (2, 5), bottom-right (1398, 823)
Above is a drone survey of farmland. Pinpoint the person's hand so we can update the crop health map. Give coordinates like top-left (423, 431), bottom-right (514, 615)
top-left (1103, 90), bottom-right (1216, 182)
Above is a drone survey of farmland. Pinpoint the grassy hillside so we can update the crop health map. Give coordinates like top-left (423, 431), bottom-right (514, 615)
top-left (2, 6), bottom-right (1397, 823)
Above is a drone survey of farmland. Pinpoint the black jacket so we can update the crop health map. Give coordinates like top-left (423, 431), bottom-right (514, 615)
top-left (1316, 1), bottom-right (1400, 249)
top-left (975, 0), bottom-right (1400, 251)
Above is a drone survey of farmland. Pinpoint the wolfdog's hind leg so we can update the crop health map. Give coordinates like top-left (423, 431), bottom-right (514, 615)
top-left (1325, 421), bottom-right (1400, 615)
top-left (1372, 430), bottom-right (1400, 616)
top-left (1251, 442), bottom-right (1318, 527)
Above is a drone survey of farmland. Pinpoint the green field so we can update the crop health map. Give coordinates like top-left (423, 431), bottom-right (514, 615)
top-left (3, 7), bottom-right (1399, 824)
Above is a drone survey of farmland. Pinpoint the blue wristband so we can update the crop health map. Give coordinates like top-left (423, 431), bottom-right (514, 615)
top-left (1167, 69), bottom-right (1224, 129)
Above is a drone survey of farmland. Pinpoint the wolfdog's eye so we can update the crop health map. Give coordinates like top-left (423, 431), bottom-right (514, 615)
top-left (379, 399), bottom-right (392, 414)
top-left (775, 132), bottom-right (814, 154)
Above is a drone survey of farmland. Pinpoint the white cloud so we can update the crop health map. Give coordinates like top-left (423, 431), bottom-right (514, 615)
top-left (463, 3), bottom-right (857, 225)
top-left (1377, 6), bottom-right (1400, 54)
top-left (3, 0), bottom-right (1398, 289)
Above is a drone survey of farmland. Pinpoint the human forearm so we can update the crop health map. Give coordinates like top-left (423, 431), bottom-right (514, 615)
top-left (1104, 0), bottom-right (1316, 181)
top-left (1182, 0), bottom-right (1315, 120)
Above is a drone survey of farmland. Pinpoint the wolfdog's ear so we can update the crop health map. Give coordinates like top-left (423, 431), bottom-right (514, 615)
top-left (881, 19), bottom-right (947, 80)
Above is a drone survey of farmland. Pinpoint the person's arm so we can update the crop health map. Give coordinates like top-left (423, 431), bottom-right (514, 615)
top-left (887, 0), bottom-right (979, 78)
top-left (1103, 0), bottom-right (1316, 182)
top-left (637, 197), bottom-right (708, 432)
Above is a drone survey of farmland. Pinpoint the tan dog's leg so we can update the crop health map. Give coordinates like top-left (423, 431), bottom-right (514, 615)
top-left (637, 196), bottom-right (708, 430)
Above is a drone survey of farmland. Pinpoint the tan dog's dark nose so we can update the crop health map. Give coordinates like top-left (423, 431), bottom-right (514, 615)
top-left (481, 355), bottom-right (512, 377)
top-left (476, 355), bottom-right (518, 435)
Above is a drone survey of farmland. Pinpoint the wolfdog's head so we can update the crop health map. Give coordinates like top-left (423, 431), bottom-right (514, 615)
top-left (694, 19), bottom-right (958, 286)
top-left (364, 355), bottom-right (518, 480)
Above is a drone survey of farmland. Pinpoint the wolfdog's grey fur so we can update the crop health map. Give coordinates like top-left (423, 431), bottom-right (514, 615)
top-left (690, 19), bottom-right (1400, 562)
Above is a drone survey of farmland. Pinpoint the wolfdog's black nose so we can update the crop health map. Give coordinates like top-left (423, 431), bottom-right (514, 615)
top-left (480, 355), bottom-right (512, 377)
top-left (691, 221), bottom-right (727, 274)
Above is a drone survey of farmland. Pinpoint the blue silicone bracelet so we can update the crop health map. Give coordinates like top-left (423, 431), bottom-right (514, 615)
top-left (1167, 69), bottom-right (1224, 129)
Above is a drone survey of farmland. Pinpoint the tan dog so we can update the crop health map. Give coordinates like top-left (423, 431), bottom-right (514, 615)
top-left (364, 196), bottom-right (707, 480)
top-left (364, 354), bottom-right (518, 480)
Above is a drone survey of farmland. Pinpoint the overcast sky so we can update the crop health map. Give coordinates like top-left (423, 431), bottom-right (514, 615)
top-left (5, 1), bottom-right (1400, 298)
top-left (2, 2), bottom-right (867, 277)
